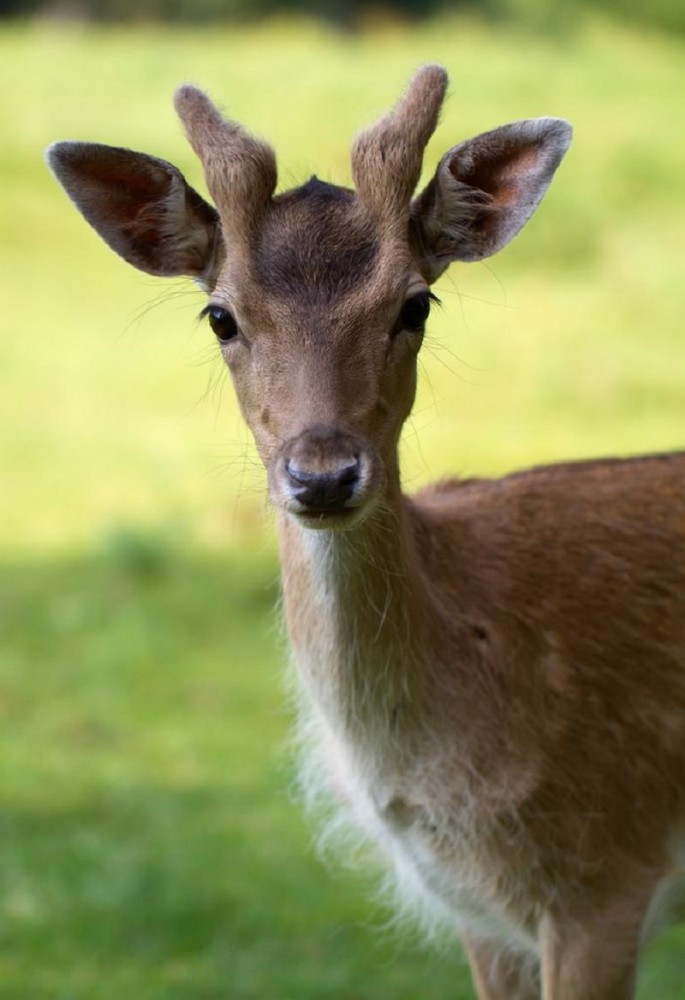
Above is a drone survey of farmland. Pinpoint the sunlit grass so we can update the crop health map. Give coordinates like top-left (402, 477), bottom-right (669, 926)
top-left (2, 15), bottom-right (684, 552)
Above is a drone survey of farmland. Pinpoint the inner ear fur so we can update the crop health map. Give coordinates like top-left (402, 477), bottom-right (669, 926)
top-left (46, 142), bottom-right (220, 283)
top-left (410, 117), bottom-right (572, 282)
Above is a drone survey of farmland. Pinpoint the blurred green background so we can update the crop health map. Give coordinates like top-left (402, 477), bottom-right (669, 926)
top-left (1, 3), bottom-right (684, 997)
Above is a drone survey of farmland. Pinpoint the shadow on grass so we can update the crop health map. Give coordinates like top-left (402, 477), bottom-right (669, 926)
top-left (0, 531), bottom-right (683, 997)
top-left (0, 532), bottom-right (475, 998)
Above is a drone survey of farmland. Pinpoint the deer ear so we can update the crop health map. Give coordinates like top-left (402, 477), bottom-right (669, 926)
top-left (410, 118), bottom-right (572, 282)
top-left (46, 142), bottom-right (220, 286)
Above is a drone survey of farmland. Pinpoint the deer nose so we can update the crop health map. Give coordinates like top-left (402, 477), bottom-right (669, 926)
top-left (285, 457), bottom-right (360, 511)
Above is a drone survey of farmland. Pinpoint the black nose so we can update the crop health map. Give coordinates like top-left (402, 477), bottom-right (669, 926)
top-left (285, 457), bottom-right (360, 512)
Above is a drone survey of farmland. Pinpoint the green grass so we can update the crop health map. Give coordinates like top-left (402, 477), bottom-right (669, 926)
top-left (1, 13), bottom-right (684, 998)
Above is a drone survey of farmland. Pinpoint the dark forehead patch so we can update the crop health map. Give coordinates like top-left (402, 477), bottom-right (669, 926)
top-left (253, 177), bottom-right (378, 304)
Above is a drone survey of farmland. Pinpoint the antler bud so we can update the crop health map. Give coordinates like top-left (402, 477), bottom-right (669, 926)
top-left (174, 85), bottom-right (277, 238)
top-left (351, 65), bottom-right (448, 225)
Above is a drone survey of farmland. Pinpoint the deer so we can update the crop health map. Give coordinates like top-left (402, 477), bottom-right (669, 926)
top-left (47, 65), bottom-right (685, 999)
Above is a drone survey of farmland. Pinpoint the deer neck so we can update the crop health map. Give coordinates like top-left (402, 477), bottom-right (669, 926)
top-left (277, 469), bottom-right (430, 739)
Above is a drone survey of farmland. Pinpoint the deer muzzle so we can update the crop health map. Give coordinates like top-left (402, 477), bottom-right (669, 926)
top-left (269, 425), bottom-right (382, 527)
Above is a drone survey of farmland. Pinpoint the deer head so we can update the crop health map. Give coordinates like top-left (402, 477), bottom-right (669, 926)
top-left (47, 66), bottom-right (571, 529)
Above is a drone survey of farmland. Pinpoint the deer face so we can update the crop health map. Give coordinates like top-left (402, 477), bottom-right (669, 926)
top-left (47, 66), bottom-right (571, 529)
top-left (203, 179), bottom-right (431, 526)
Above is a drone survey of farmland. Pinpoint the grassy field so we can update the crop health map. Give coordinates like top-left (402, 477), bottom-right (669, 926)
top-left (1, 13), bottom-right (684, 998)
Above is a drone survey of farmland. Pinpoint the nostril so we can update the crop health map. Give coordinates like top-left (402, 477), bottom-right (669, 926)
top-left (337, 458), bottom-right (360, 486)
top-left (285, 460), bottom-right (316, 487)
top-left (285, 459), bottom-right (304, 486)
top-left (284, 457), bottom-right (361, 511)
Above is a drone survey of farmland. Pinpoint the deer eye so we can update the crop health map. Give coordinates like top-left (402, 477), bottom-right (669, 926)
top-left (205, 305), bottom-right (238, 343)
top-left (398, 292), bottom-right (433, 333)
